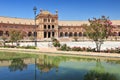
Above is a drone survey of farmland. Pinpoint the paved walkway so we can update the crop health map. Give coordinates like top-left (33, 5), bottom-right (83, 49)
top-left (0, 47), bottom-right (120, 58)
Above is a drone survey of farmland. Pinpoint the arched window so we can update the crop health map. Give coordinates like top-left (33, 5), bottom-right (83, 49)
top-left (65, 32), bottom-right (68, 37)
top-left (74, 32), bottom-right (77, 37)
top-left (28, 32), bottom-right (32, 37)
top-left (69, 32), bottom-right (73, 37)
top-left (0, 30), bottom-right (3, 36)
top-left (60, 32), bottom-right (63, 37)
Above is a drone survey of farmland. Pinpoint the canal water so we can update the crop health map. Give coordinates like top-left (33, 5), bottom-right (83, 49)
top-left (0, 55), bottom-right (120, 80)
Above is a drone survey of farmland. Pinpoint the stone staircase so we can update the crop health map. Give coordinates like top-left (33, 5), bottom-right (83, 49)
top-left (58, 38), bottom-right (71, 42)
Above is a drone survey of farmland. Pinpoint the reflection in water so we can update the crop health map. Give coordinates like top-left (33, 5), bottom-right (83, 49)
top-left (84, 71), bottom-right (117, 80)
top-left (9, 58), bottom-right (27, 71)
top-left (93, 59), bottom-right (105, 73)
top-left (36, 55), bottom-right (66, 73)
top-left (84, 59), bottom-right (118, 80)
top-left (0, 55), bottom-right (120, 80)
top-left (36, 55), bottom-right (94, 73)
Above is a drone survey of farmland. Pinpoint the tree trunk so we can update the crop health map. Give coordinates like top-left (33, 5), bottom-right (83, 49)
top-left (95, 41), bottom-right (98, 52)
top-left (98, 42), bottom-right (102, 52)
top-left (95, 41), bottom-right (102, 52)
top-left (16, 41), bottom-right (20, 47)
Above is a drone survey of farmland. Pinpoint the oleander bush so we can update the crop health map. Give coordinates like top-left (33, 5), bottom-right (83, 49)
top-left (71, 47), bottom-right (95, 52)
top-left (72, 47), bottom-right (82, 51)
top-left (52, 38), bottom-right (60, 47)
top-left (103, 47), bottom-right (120, 53)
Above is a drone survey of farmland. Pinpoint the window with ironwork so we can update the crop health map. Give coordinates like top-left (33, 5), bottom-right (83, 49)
top-left (44, 19), bottom-right (47, 22)
top-left (51, 19), bottom-right (55, 22)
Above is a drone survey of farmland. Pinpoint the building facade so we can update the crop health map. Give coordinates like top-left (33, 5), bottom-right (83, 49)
top-left (0, 10), bottom-right (120, 41)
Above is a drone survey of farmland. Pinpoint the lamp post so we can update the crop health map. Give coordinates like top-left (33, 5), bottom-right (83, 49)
top-left (33, 6), bottom-right (37, 47)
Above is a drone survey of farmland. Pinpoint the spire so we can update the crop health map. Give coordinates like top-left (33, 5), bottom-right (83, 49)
top-left (56, 10), bottom-right (58, 15)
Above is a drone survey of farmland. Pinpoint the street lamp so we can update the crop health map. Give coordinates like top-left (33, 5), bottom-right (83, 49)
top-left (33, 6), bottom-right (37, 47)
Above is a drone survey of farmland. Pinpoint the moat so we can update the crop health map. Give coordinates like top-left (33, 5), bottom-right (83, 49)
top-left (0, 54), bottom-right (120, 80)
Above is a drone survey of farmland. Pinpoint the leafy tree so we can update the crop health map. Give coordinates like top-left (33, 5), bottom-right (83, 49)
top-left (83, 16), bottom-right (114, 52)
top-left (1, 34), bottom-right (8, 47)
top-left (9, 30), bottom-right (24, 46)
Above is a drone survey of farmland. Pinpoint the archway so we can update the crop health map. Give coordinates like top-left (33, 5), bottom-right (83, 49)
top-left (44, 32), bottom-right (47, 38)
top-left (60, 32), bottom-right (63, 37)
top-left (79, 32), bottom-right (82, 36)
top-left (74, 32), bottom-right (77, 37)
top-left (34, 32), bottom-right (37, 37)
top-left (28, 32), bottom-right (32, 37)
top-left (0, 30), bottom-right (3, 36)
top-left (69, 32), bottom-right (73, 37)
top-left (48, 32), bottom-right (51, 38)
top-left (65, 32), bottom-right (68, 37)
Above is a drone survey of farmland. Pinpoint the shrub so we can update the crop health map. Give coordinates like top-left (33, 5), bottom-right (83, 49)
top-left (60, 44), bottom-right (71, 51)
top-left (17, 46), bottom-right (36, 49)
top-left (70, 46), bottom-right (96, 52)
top-left (114, 47), bottom-right (120, 53)
top-left (72, 47), bottom-right (82, 51)
top-left (53, 41), bottom-right (60, 47)
top-left (86, 47), bottom-right (96, 52)
top-left (103, 47), bottom-right (120, 53)
top-left (52, 38), bottom-right (61, 47)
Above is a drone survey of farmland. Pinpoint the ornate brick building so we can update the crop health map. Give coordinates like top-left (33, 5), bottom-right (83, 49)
top-left (0, 10), bottom-right (120, 41)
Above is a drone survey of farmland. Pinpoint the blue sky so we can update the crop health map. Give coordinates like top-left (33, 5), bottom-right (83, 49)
top-left (0, 0), bottom-right (120, 20)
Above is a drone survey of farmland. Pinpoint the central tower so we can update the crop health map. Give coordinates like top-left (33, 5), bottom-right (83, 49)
top-left (36, 9), bottom-right (58, 40)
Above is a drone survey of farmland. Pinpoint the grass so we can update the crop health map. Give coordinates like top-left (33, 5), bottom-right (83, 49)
top-left (0, 51), bottom-right (38, 60)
